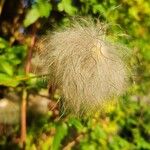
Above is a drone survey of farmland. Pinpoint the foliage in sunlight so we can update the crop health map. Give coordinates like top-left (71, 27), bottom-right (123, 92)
top-left (0, 0), bottom-right (150, 149)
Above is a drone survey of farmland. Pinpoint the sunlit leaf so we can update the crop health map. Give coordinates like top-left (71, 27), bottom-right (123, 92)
top-left (24, 6), bottom-right (40, 27)
top-left (24, 0), bottom-right (52, 27)
top-left (37, 0), bottom-right (52, 17)
top-left (52, 123), bottom-right (68, 150)
top-left (0, 73), bottom-right (20, 87)
top-left (41, 136), bottom-right (53, 150)
top-left (0, 38), bottom-right (8, 49)
top-left (68, 118), bottom-right (83, 131)
top-left (58, 0), bottom-right (77, 15)
top-left (0, 60), bottom-right (13, 76)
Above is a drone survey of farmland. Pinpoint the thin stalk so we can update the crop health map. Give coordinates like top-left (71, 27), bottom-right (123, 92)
top-left (20, 25), bottom-right (36, 148)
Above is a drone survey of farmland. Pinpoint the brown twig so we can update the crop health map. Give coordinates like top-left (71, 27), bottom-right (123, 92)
top-left (63, 134), bottom-right (83, 150)
top-left (20, 88), bottom-right (27, 148)
top-left (0, 0), bottom-right (5, 15)
top-left (20, 25), bottom-right (36, 148)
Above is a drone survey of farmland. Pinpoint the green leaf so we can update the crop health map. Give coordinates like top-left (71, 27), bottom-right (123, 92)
top-left (93, 4), bottom-right (106, 14)
top-left (37, 0), bottom-right (52, 17)
top-left (0, 60), bottom-right (13, 76)
top-left (41, 136), bottom-right (52, 150)
top-left (128, 7), bottom-right (139, 20)
top-left (24, 6), bottom-right (40, 27)
top-left (91, 125), bottom-right (107, 140)
top-left (68, 118), bottom-right (84, 131)
top-left (0, 38), bottom-right (8, 49)
top-left (24, 0), bottom-right (51, 27)
top-left (58, 0), bottom-right (77, 15)
top-left (0, 73), bottom-right (20, 87)
top-left (142, 49), bottom-right (150, 61)
top-left (52, 123), bottom-right (68, 150)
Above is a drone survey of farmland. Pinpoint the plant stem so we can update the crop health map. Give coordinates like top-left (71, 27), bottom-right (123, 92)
top-left (20, 25), bottom-right (36, 148)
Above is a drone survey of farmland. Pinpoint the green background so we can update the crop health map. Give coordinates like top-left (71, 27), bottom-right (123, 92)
top-left (0, 0), bottom-right (150, 149)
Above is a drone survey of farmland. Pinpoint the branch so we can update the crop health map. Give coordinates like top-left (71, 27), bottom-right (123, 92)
top-left (20, 24), bottom-right (36, 148)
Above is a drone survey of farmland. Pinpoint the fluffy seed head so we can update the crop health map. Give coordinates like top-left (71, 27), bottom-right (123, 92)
top-left (33, 19), bottom-right (129, 116)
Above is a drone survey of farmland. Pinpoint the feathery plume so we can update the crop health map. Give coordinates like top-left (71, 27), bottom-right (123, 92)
top-left (33, 18), bottom-right (130, 116)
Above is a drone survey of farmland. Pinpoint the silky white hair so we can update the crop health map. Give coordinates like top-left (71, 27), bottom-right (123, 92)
top-left (33, 18), bottom-right (129, 116)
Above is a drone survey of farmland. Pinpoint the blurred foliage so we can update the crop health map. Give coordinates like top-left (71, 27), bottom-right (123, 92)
top-left (24, 0), bottom-right (52, 27)
top-left (0, 0), bottom-right (150, 150)
top-left (0, 38), bottom-right (27, 87)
